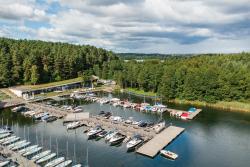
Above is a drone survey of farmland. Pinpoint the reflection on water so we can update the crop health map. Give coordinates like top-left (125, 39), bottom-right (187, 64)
top-left (0, 92), bottom-right (250, 167)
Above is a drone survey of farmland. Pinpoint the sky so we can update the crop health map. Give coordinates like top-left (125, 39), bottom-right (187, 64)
top-left (0, 0), bottom-right (250, 54)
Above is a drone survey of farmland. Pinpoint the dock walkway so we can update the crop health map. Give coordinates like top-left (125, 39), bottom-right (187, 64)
top-left (188, 109), bottom-right (202, 119)
top-left (0, 146), bottom-right (39, 167)
top-left (136, 126), bottom-right (184, 158)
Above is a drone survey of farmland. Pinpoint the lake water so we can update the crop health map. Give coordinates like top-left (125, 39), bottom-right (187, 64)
top-left (1, 92), bottom-right (250, 167)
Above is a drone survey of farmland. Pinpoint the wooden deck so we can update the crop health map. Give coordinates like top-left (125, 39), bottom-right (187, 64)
top-left (188, 109), bottom-right (202, 119)
top-left (136, 126), bottom-right (184, 158)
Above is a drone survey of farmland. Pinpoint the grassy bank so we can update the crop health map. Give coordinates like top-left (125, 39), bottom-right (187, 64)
top-left (171, 99), bottom-right (250, 112)
top-left (123, 88), bottom-right (157, 97)
top-left (120, 88), bottom-right (250, 112)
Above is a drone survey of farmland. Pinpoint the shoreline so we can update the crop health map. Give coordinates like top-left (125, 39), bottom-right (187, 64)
top-left (120, 88), bottom-right (250, 113)
top-left (169, 99), bottom-right (250, 113)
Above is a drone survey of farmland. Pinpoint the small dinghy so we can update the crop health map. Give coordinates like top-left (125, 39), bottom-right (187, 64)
top-left (160, 150), bottom-right (178, 160)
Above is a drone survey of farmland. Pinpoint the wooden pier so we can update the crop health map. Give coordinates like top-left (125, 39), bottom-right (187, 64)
top-left (167, 108), bottom-right (202, 120)
top-left (188, 109), bottom-right (202, 119)
top-left (0, 146), bottom-right (39, 167)
top-left (0, 99), bottom-right (25, 110)
top-left (136, 126), bottom-right (184, 158)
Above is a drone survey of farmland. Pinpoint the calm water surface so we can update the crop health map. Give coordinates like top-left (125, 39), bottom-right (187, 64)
top-left (1, 93), bottom-right (250, 167)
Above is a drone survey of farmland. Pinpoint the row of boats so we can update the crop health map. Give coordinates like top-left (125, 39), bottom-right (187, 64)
top-left (85, 126), bottom-right (144, 151)
top-left (0, 127), bottom-right (81, 167)
top-left (84, 125), bottom-right (178, 160)
top-left (11, 106), bottom-right (58, 122)
top-left (70, 92), bottom-right (167, 114)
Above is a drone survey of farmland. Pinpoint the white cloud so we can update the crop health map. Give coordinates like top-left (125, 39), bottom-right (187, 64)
top-left (0, 0), bottom-right (250, 53)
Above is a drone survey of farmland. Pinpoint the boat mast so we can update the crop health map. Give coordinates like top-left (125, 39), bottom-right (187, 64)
top-left (56, 138), bottom-right (58, 157)
top-left (66, 141), bottom-right (68, 160)
top-left (86, 147), bottom-right (89, 167)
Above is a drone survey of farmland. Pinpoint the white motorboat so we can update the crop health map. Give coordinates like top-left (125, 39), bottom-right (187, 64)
top-left (44, 157), bottom-right (65, 167)
top-left (160, 150), bottom-right (178, 160)
top-left (105, 131), bottom-right (118, 141)
top-left (31, 150), bottom-right (51, 161)
top-left (23, 146), bottom-right (42, 156)
top-left (66, 121), bottom-right (81, 129)
top-left (126, 136), bottom-right (144, 150)
top-left (11, 141), bottom-right (30, 151)
top-left (109, 133), bottom-right (126, 145)
top-left (153, 121), bottom-right (165, 133)
top-left (18, 145), bottom-right (38, 155)
top-left (36, 153), bottom-right (56, 164)
top-left (87, 126), bottom-right (103, 139)
top-left (2, 137), bottom-right (20, 145)
top-left (34, 112), bottom-right (49, 120)
top-left (55, 160), bottom-right (72, 167)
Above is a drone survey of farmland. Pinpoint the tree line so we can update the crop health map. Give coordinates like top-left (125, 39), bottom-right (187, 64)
top-left (1, 37), bottom-right (249, 103)
top-left (0, 38), bottom-right (118, 87)
top-left (104, 53), bottom-right (250, 103)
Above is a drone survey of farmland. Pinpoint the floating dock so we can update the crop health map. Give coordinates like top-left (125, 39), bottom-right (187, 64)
top-left (136, 126), bottom-right (184, 158)
top-left (188, 109), bottom-right (202, 119)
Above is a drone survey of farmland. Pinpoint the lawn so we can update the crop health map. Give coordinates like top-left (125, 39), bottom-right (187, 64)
top-left (17, 77), bottom-right (83, 90)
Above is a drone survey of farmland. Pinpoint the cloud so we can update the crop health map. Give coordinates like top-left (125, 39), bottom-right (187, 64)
top-left (0, 0), bottom-right (249, 53)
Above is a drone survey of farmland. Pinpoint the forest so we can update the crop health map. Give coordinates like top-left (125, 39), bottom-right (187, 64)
top-left (0, 38), bottom-right (117, 87)
top-left (105, 53), bottom-right (250, 103)
top-left (0, 38), bottom-right (250, 103)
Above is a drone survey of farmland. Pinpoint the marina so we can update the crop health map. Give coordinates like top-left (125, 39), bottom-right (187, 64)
top-left (0, 91), bottom-right (249, 167)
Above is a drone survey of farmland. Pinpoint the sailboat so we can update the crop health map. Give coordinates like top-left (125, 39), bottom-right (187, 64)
top-left (2, 136), bottom-right (20, 145)
top-left (36, 153), bottom-right (57, 164)
top-left (31, 150), bottom-right (51, 161)
top-left (44, 157), bottom-right (65, 167)
top-left (11, 141), bottom-right (31, 151)
top-left (0, 133), bottom-right (10, 139)
top-left (7, 140), bottom-right (27, 149)
top-left (55, 160), bottom-right (72, 167)
top-left (18, 145), bottom-right (38, 155)
top-left (23, 146), bottom-right (42, 156)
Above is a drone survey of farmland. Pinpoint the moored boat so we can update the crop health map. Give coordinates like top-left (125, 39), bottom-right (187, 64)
top-left (44, 157), bottom-right (65, 167)
top-left (66, 121), bottom-right (81, 130)
top-left (0, 160), bottom-right (10, 167)
top-left (109, 133), bottom-right (126, 145)
top-left (36, 153), bottom-right (56, 164)
top-left (126, 135), bottom-right (144, 151)
top-left (11, 141), bottom-right (30, 151)
top-left (31, 150), bottom-right (51, 161)
top-left (55, 160), bottom-right (72, 167)
top-left (160, 150), bottom-right (178, 160)
top-left (18, 145), bottom-right (38, 155)
top-left (23, 146), bottom-right (42, 156)
top-left (87, 126), bottom-right (103, 139)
